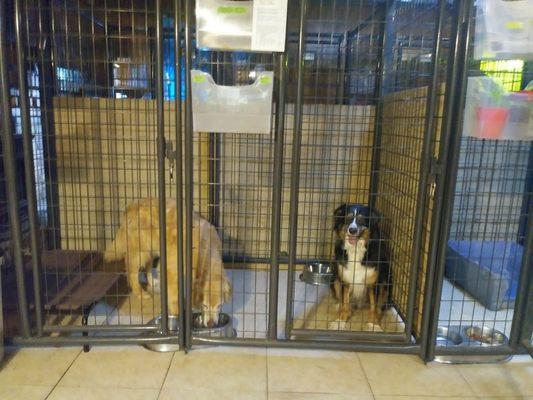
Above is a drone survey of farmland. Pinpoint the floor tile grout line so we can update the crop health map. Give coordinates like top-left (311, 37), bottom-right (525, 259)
top-left (44, 347), bottom-right (84, 400)
top-left (156, 351), bottom-right (176, 400)
top-left (454, 364), bottom-right (481, 398)
top-left (355, 352), bottom-right (377, 400)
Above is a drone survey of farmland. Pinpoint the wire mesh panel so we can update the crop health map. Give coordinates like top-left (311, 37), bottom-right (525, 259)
top-left (13, 0), bottom-right (183, 334)
top-left (190, 48), bottom-right (276, 339)
top-left (371, 0), bottom-right (448, 339)
top-left (285, 0), bottom-right (384, 337)
top-left (434, 0), bottom-right (533, 355)
top-left (283, 0), bottom-right (448, 340)
top-left (7, 0), bottom-right (530, 357)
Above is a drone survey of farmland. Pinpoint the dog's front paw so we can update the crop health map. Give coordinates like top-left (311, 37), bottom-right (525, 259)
top-left (328, 319), bottom-right (348, 330)
top-left (365, 322), bottom-right (383, 332)
top-left (139, 291), bottom-right (153, 300)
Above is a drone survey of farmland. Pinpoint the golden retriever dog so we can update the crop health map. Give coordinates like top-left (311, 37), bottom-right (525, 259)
top-left (104, 198), bottom-right (231, 327)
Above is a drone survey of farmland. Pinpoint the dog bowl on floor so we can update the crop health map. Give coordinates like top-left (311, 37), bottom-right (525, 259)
top-left (463, 326), bottom-right (509, 346)
top-left (192, 312), bottom-right (236, 338)
top-left (300, 262), bottom-right (335, 285)
top-left (144, 315), bottom-right (180, 352)
top-left (436, 326), bottom-right (463, 347)
top-left (434, 325), bottom-right (512, 364)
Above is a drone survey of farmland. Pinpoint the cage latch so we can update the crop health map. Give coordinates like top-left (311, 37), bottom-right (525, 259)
top-left (428, 156), bottom-right (442, 198)
top-left (429, 156), bottom-right (443, 177)
top-left (165, 140), bottom-right (177, 182)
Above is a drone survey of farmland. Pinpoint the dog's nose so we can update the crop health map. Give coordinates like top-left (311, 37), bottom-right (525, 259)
top-left (348, 227), bottom-right (357, 235)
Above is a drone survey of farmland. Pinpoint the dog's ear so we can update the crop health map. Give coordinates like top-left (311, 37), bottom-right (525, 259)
top-left (333, 203), bottom-right (347, 232)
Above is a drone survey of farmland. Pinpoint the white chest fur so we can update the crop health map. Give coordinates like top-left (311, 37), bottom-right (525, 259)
top-left (339, 240), bottom-right (377, 307)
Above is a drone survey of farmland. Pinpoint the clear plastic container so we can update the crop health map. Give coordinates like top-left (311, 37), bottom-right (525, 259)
top-left (474, 0), bottom-right (533, 60)
top-left (191, 70), bottom-right (274, 134)
top-left (462, 76), bottom-right (532, 140)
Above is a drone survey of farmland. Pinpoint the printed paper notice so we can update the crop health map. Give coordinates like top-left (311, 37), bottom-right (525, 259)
top-left (251, 0), bottom-right (288, 52)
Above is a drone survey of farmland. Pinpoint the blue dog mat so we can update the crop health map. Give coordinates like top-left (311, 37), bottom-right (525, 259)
top-left (445, 240), bottom-right (523, 311)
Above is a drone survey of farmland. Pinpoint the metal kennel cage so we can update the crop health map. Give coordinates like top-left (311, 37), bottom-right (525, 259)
top-left (0, 0), bottom-right (531, 361)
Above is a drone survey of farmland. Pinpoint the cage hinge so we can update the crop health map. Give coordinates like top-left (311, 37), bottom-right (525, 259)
top-left (165, 140), bottom-right (177, 182)
top-left (428, 157), bottom-right (442, 198)
top-left (429, 157), bottom-right (443, 179)
top-left (165, 140), bottom-right (177, 161)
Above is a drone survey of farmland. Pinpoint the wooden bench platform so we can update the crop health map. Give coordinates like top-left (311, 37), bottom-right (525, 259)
top-left (41, 250), bottom-right (124, 351)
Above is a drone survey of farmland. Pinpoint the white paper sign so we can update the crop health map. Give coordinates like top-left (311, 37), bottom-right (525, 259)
top-left (196, 0), bottom-right (288, 53)
top-left (251, 0), bottom-right (289, 52)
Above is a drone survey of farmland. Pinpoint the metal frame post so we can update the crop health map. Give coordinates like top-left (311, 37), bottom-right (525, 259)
top-left (423, 0), bottom-right (474, 362)
top-left (183, 0), bottom-right (194, 351)
top-left (285, 0), bottom-right (307, 340)
top-left (368, 0), bottom-right (390, 212)
top-left (155, 0), bottom-right (169, 334)
top-left (268, 52), bottom-right (288, 341)
top-left (509, 215), bottom-right (532, 350)
top-left (173, 0), bottom-right (185, 351)
top-left (0, 0), bottom-right (31, 338)
top-left (14, 0), bottom-right (44, 336)
top-left (404, 0), bottom-right (447, 342)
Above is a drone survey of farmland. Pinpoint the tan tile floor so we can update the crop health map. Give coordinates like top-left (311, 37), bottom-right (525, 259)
top-left (0, 345), bottom-right (531, 400)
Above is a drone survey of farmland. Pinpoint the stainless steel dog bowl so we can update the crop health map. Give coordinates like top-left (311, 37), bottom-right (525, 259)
top-left (192, 312), bottom-right (236, 338)
top-left (300, 262), bottom-right (335, 285)
top-left (144, 315), bottom-right (180, 352)
top-left (144, 312), bottom-right (235, 351)
top-left (434, 325), bottom-right (512, 364)
top-left (436, 326), bottom-right (463, 346)
top-left (463, 326), bottom-right (509, 346)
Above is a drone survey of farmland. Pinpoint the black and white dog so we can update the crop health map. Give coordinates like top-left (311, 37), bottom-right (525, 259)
top-left (331, 203), bottom-right (391, 327)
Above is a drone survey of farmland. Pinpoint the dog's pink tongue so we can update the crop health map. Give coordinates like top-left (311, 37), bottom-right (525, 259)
top-left (347, 236), bottom-right (357, 245)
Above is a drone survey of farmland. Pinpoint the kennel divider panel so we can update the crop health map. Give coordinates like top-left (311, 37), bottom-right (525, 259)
top-left (370, 0), bottom-right (448, 341)
top-left (0, 0), bottom-right (31, 337)
top-left (23, 0), bottom-right (189, 333)
top-left (426, 0), bottom-right (533, 360)
top-left (284, 0), bottom-right (401, 338)
top-left (13, 0), bottom-right (45, 335)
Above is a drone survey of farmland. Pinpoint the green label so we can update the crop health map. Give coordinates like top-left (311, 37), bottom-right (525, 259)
top-left (217, 6), bottom-right (247, 14)
top-left (505, 21), bottom-right (523, 30)
top-left (193, 75), bottom-right (206, 83)
top-left (259, 76), bottom-right (272, 85)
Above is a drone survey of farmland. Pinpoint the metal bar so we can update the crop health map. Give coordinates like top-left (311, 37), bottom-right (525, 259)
top-left (43, 325), bottom-right (160, 333)
top-left (193, 337), bottom-right (420, 353)
top-left (11, 335), bottom-right (180, 347)
top-left (284, 0), bottom-right (307, 340)
top-left (367, 2), bottom-right (388, 211)
top-left (434, 345), bottom-right (519, 356)
top-left (174, 0), bottom-right (185, 352)
top-left (183, 0), bottom-right (194, 351)
top-left (509, 214), bottom-right (532, 349)
top-left (290, 329), bottom-right (406, 342)
top-left (38, 0), bottom-right (60, 249)
top-left (224, 255), bottom-right (319, 265)
top-left (420, 0), bottom-right (464, 361)
top-left (424, 0), bottom-right (474, 362)
top-left (517, 144), bottom-right (533, 246)
top-left (519, 230), bottom-right (533, 349)
top-left (14, 0), bottom-right (43, 335)
top-left (268, 53), bottom-right (287, 341)
top-left (0, 0), bottom-right (31, 338)
top-left (155, 0), bottom-right (169, 335)
top-left (405, 0), bottom-right (447, 341)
